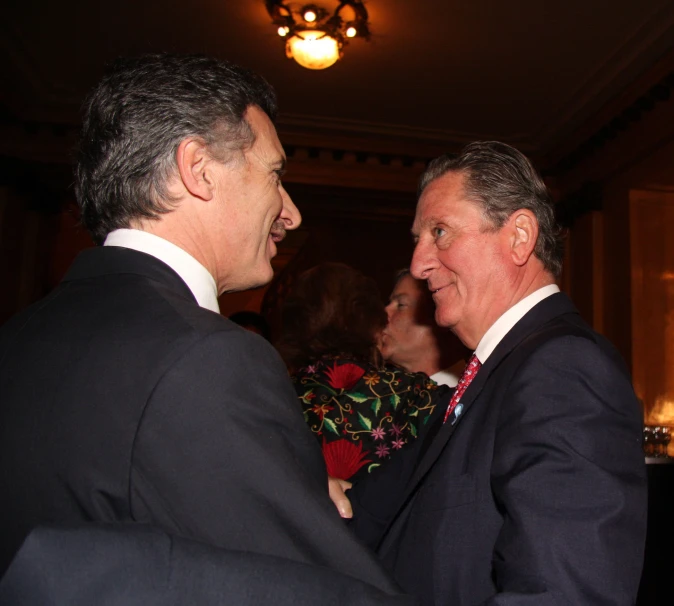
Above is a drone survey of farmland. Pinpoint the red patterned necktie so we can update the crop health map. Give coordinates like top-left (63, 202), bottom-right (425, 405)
top-left (443, 354), bottom-right (481, 424)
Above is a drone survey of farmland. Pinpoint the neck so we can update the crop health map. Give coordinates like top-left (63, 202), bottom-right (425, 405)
top-left (129, 209), bottom-right (218, 288)
top-left (459, 265), bottom-right (556, 350)
top-left (400, 346), bottom-right (447, 377)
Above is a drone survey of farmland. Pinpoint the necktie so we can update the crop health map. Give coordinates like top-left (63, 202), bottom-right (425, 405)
top-left (443, 354), bottom-right (481, 424)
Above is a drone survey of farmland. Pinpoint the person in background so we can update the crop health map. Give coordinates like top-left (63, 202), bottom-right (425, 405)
top-left (276, 262), bottom-right (450, 483)
top-left (229, 310), bottom-right (271, 340)
top-left (0, 53), bottom-right (398, 594)
top-left (380, 268), bottom-right (468, 387)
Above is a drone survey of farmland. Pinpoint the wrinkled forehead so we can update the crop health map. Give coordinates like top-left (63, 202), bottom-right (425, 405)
top-left (413, 172), bottom-right (488, 234)
top-left (244, 105), bottom-right (284, 155)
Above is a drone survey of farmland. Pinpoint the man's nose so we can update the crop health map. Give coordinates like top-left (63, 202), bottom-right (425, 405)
top-left (410, 241), bottom-right (434, 280)
top-left (280, 186), bottom-right (301, 230)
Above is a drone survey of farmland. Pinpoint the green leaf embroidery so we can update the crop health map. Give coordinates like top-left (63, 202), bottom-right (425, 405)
top-left (323, 418), bottom-right (339, 435)
top-left (371, 398), bottom-right (381, 416)
top-left (349, 392), bottom-right (369, 403)
top-left (408, 409), bottom-right (418, 417)
top-left (358, 412), bottom-right (372, 430)
top-left (367, 463), bottom-right (381, 473)
top-left (389, 393), bottom-right (401, 409)
top-left (410, 423), bottom-right (417, 438)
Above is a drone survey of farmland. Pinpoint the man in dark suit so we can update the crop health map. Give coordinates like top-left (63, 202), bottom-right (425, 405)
top-left (345, 142), bottom-right (647, 604)
top-left (1, 524), bottom-right (413, 606)
top-left (0, 54), bottom-right (398, 594)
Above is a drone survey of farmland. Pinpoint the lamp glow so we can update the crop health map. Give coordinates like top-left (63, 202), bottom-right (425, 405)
top-left (266, 0), bottom-right (370, 70)
top-left (286, 30), bottom-right (340, 70)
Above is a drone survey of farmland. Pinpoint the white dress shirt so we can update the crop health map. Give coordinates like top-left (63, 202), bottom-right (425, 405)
top-left (104, 229), bottom-right (220, 313)
top-left (431, 358), bottom-right (467, 388)
top-left (474, 284), bottom-right (560, 364)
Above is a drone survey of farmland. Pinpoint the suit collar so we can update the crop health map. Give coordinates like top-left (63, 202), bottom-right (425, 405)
top-left (103, 230), bottom-right (219, 313)
top-left (475, 284), bottom-right (560, 363)
top-left (401, 293), bottom-right (579, 501)
top-left (63, 246), bottom-right (197, 306)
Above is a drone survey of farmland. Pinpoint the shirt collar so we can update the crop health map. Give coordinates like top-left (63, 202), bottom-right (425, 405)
top-left (430, 359), bottom-right (466, 388)
top-left (474, 284), bottom-right (560, 363)
top-left (103, 229), bottom-right (220, 313)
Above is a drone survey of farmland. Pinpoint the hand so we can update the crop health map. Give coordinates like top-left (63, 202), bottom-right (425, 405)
top-left (328, 476), bottom-right (353, 518)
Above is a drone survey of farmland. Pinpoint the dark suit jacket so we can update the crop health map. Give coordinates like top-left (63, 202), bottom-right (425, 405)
top-left (0, 524), bottom-right (415, 606)
top-left (349, 293), bottom-right (647, 605)
top-left (0, 246), bottom-right (397, 593)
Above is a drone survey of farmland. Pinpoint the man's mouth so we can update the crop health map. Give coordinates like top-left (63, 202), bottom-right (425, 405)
top-left (270, 220), bottom-right (286, 243)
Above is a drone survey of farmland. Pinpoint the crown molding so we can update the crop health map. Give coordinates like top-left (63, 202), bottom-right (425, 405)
top-left (276, 112), bottom-right (538, 158)
top-left (530, 4), bottom-right (674, 152)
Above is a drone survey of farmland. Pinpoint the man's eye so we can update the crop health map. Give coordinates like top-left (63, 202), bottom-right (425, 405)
top-left (434, 227), bottom-right (446, 238)
top-left (274, 169), bottom-right (285, 184)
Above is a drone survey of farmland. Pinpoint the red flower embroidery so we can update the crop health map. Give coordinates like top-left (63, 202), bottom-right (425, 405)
top-left (322, 438), bottom-right (372, 480)
top-left (311, 403), bottom-right (333, 419)
top-left (324, 362), bottom-right (365, 390)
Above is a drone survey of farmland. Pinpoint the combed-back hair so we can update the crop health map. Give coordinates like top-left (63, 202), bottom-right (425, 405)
top-left (276, 263), bottom-right (386, 372)
top-left (75, 53), bottom-right (277, 244)
top-left (419, 141), bottom-right (564, 277)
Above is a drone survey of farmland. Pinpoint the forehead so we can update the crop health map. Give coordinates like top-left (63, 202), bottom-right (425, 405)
top-left (244, 105), bottom-right (284, 159)
top-left (413, 171), bottom-right (481, 231)
top-left (392, 274), bottom-right (425, 299)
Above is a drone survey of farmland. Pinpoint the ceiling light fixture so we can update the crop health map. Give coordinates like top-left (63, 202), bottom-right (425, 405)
top-left (265, 0), bottom-right (371, 70)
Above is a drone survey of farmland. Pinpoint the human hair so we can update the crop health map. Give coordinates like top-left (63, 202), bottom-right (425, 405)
top-left (75, 53), bottom-right (277, 245)
top-left (418, 141), bottom-right (564, 277)
top-left (229, 311), bottom-right (271, 341)
top-left (276, 263), bottom-right (386, 371)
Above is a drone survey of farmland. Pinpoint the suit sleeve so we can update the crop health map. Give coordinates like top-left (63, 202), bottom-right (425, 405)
top-left (129, 327), bottom-right (398, 594)
top-left (484, 335), bottom-right (647, 605)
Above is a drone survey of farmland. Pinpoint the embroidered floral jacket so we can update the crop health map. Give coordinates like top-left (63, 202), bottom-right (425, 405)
top-left (292, 354), bottom-right (449, 482)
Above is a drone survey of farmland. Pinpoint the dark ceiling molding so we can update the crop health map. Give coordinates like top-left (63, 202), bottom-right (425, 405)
top-left (285, 144), bottom-right (431, 169)
top-left (547, 71), bottom-right (674, 177)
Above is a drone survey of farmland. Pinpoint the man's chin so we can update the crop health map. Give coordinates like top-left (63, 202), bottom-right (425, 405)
top-left (224, 265), bottom-right (274, 293)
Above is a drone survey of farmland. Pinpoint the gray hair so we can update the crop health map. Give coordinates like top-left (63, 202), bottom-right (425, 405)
top-left (75, 54), bottom-right (277, 244)
top-left (419, 141), bottom-right (564, 277)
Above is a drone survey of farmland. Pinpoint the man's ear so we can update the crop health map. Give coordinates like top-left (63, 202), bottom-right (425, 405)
top-left (508, 210), bottom-right (539, 267)
top-left (175, 137), bottom-right (215, 201)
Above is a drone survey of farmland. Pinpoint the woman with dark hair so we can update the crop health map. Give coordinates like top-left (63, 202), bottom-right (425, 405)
top-left (277, 263), bottom-right (449, 483)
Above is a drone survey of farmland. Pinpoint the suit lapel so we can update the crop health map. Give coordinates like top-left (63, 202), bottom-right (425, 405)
top-left (393, 293), bottom-right (580, 515)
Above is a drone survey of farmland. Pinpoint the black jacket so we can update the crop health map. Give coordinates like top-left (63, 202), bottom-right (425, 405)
top-left (0, 246), bottom-right (397, 593)
top-left (350, 293), bottom-right (647, 605)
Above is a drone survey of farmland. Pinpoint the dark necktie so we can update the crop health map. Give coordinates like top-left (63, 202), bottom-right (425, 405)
top-left (443, 354), bottom-right (481, 424)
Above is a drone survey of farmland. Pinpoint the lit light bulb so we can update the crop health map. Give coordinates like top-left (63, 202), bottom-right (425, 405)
top-left (277, 26), bottom-right (290, 37)
top-left (303, 10), bottom-right (317, 22)
top-left (346, 26), bottom-right (357, 38)
top-left (286, 30), bottom-right (340, 70)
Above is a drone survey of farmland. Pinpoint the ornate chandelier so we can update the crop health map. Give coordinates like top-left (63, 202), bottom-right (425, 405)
top-left (265, 1), bottom-right (371, 70)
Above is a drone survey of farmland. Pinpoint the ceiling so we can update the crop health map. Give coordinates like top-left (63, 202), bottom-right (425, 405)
top-left (2, 0), bottom-right (674, 165)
